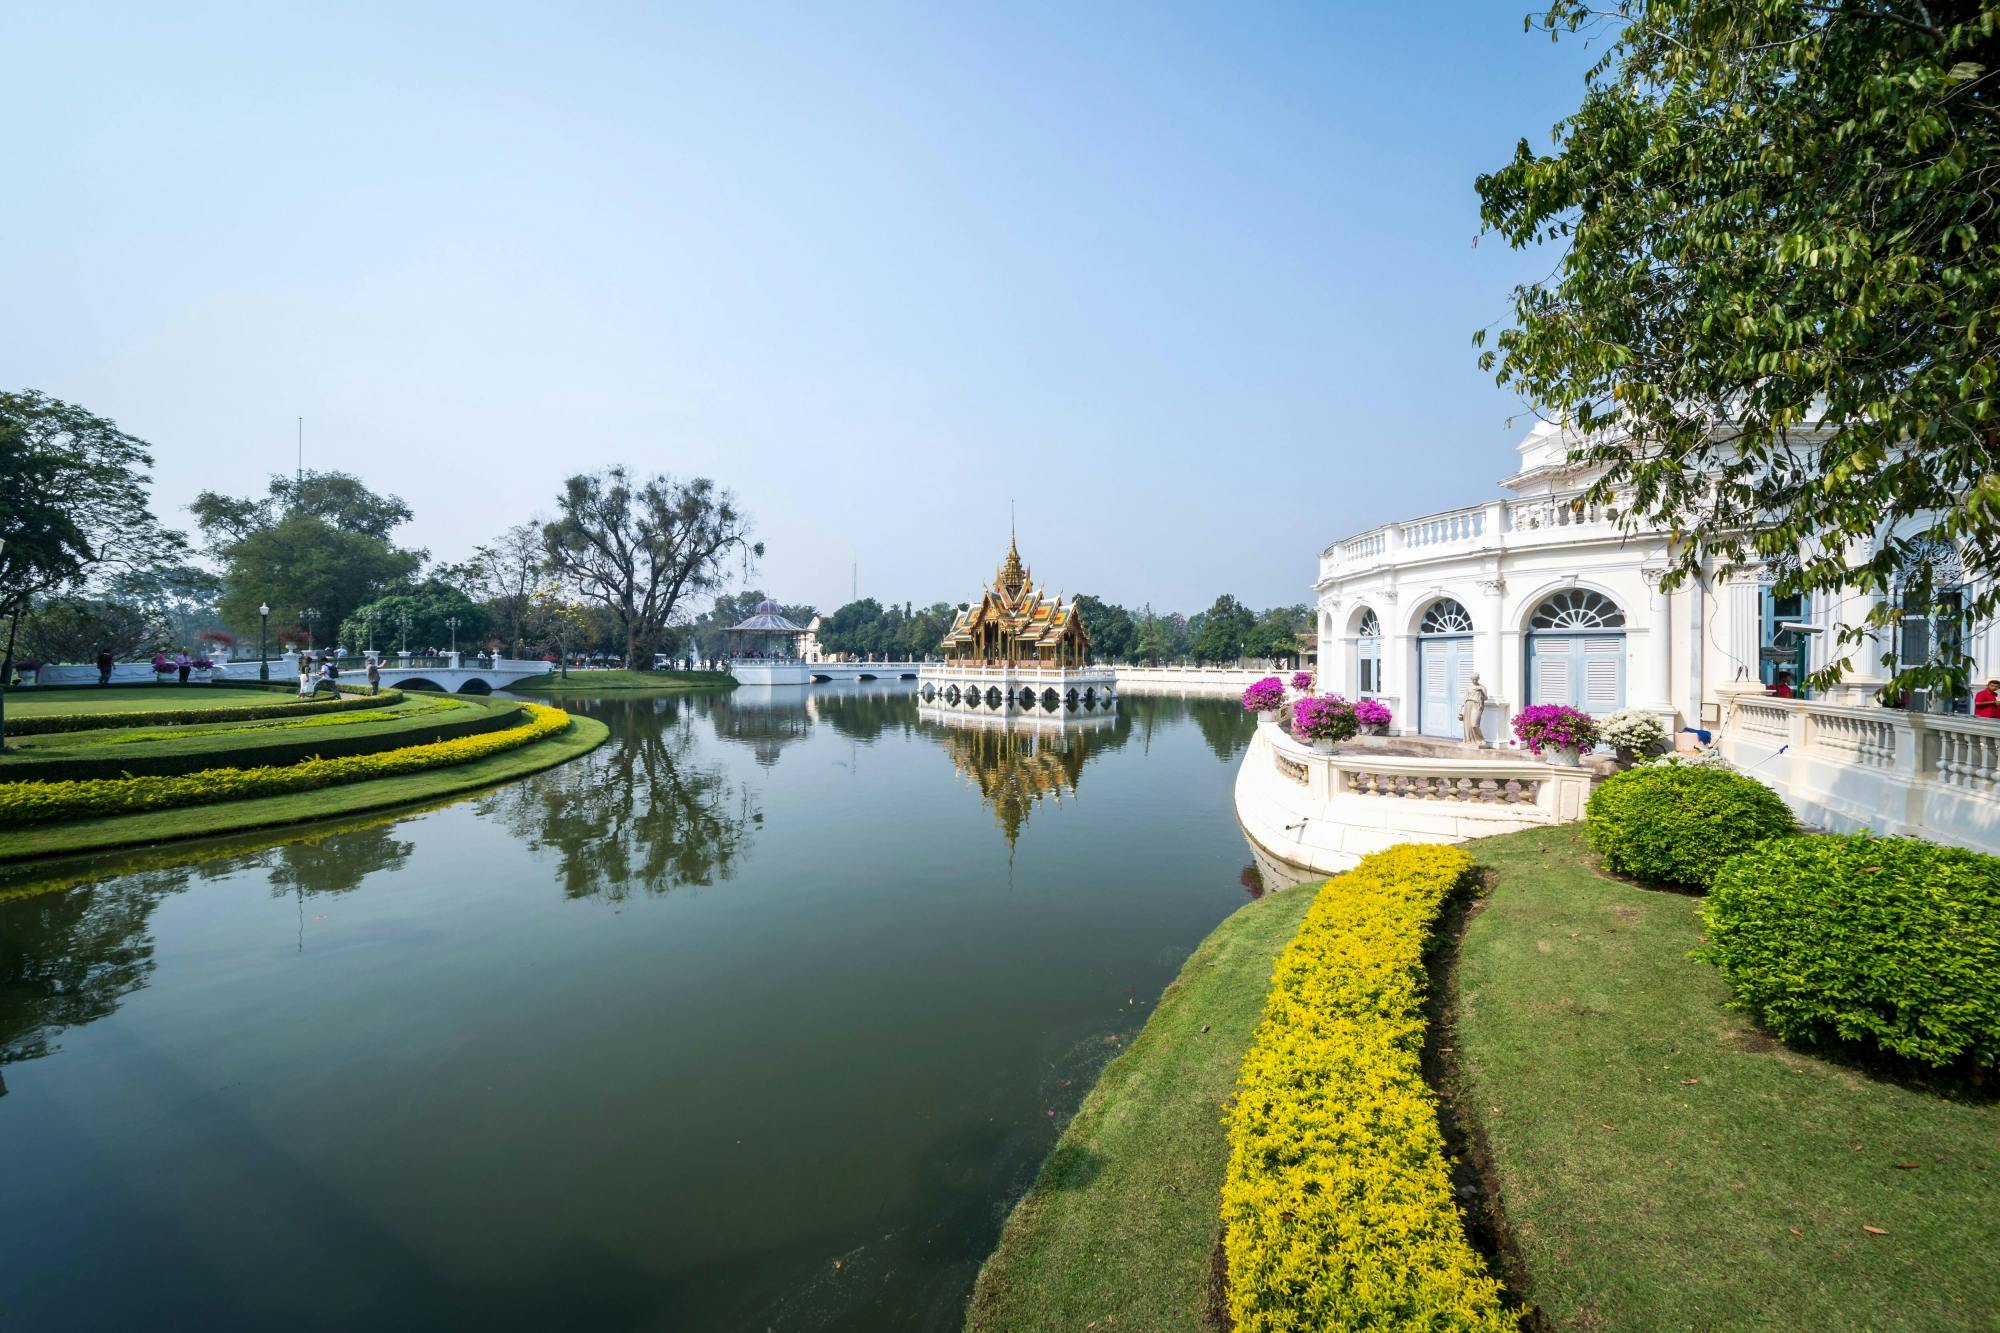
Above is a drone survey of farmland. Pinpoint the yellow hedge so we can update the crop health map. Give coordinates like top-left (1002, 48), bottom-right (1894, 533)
top-left (1222, 844), bottom-right (1515, 1332)
top-left (0, 703), bottom-right (573, 826)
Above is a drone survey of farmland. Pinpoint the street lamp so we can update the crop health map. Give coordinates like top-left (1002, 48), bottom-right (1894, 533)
top-left (445, 616), bottom-right (461, 656)
top-left (364, 613), bottom-right (376, 655)
top-left (302, 608), bottom-right (317, 653)
top-left (398, 613), bottom-right (411, 656)
top-left (258, 602), bottom-right (271, 681)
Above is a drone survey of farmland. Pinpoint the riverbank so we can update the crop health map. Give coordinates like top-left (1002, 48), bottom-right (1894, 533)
top-left (0, 714), bottom-right (609, 871)
top-left (964, 880), bottom-right (1317, 1332)
top-left (507, 668), bottom-right (734, 694)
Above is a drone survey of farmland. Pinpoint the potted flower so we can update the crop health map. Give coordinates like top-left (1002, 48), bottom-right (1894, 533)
top-left (1290, 671), bottom-right (1314, 693)
top-left (1353, 696), bottom-right (1392, 735)
top-left (193, 656), bottom-right (218, 682)
top-left (151, 649), bottom-right (173, 682)
top-left (196, 629), bottom-right (236, 661)
top-left (1598, 707), bottom-right (1667, 764)
top-left (1292, 693), bottom-right (1359, 753)
top-left (1511, 703), bottom-right (1599, 765)
top-left (1241, 676), bottom-right (1286, 726)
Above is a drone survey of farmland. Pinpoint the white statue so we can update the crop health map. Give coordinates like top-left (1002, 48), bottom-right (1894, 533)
top-left (1460, 672), bottom-right (1488, 745)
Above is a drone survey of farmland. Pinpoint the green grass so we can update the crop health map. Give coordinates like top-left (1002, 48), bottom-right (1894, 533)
top-left (507, 668), bottom-right (733, 693)
top-left (0, 695), bottom-right (518, 780)
top-left (8, 683), bottom-right (302, 717)
top-left (964, 882), bottom-right (1318, 1333)
top-left (1456, 824), bottom-right (2000, 1331)
top-left (0, 715), bottom-right (609, 873)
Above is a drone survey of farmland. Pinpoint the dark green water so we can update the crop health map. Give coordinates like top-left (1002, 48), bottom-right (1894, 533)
top-left (0, 683), bottom-right (1262, 1332)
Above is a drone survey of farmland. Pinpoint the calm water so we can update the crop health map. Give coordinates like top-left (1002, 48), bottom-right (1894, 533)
top-left (0, 683), bottom-right (1263, 1332)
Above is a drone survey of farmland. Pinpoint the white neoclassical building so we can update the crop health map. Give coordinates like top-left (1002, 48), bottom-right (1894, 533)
top-left (1270, 418), bottom-right (2000, 863)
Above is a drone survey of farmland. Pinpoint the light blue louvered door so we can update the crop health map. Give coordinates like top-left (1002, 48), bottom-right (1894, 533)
top-left (1526, 634), bottom-right (1624, 714)
top-left (1418, 637), bottom-right (1475, 737)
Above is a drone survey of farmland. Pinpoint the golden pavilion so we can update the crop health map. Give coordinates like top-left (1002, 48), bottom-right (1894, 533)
top-left (939, 536), bottom-right (1091, 667)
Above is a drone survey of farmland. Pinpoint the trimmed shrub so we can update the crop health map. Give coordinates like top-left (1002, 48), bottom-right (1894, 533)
top-left (0, 704), bottom-right (572, 826)
top-left (1585, 763), bottom-right (1794, 888)
top-left (9, 688), bottom-right (406, 736)
top-left (1700, 834), bottom-right (2000, 1070)
top-left (1222, 844), bottom-right (1513, 1332)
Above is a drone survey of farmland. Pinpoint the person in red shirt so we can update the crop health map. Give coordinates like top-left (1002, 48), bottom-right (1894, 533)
top-left (1769, 670), bottom-right (1795, 699)
top-left (1976, 678), bottom-right (2000, 720)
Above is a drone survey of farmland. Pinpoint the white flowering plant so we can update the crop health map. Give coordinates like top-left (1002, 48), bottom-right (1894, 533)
top-left (1640, 750), bottom-right (1735, 772)
top-left (1598, 707), bottom-right (1668, 755)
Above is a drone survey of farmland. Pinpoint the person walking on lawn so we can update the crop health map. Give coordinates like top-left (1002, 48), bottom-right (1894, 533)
top-left (95, 645), bottom-right (114, 686)
top-left (366, 658), bottom-right (381, 696)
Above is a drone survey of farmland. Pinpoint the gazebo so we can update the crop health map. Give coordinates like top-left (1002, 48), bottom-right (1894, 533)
top-left (728, 600), bottom-right (807, 664)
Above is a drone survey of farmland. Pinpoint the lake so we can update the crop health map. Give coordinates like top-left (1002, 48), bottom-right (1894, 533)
top-left (0, 682), bottom-right (1264, 1331)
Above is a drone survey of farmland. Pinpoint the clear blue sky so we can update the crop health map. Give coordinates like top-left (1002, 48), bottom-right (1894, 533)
top-left (3, 2), bottom-right (1593, 616)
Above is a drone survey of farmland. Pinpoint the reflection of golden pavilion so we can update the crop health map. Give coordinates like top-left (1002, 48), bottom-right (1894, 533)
top-left (919, 704), bottom-right (1117, 847)
top-left (920, 532), bottom-right (1117, 716)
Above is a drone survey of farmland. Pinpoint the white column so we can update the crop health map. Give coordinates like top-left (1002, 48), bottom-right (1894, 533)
top-left (1641, 565), bottom-right (1672, 716)
top-left (1477, 576), bottom-right (1507, 738)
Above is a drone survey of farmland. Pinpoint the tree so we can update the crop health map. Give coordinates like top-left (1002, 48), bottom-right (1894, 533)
top-left (104, 563), bottom-right (224, 649)
top-left (1245, 604), bottom-right (1311, 665)
top-left (1476, 2), bottom-right (2000, 697)
top-left (215, 512), bottom-right (422, 647)
top-left (900, 602), bottom-right (958, 659)
top-left (1073, 595), bottom-right (1135, 662)
top-left (339, 579), bottom-right (490, 655)
top-left (543, 467), bottom-right (760, 669)
top-left (1191, 595), bottom-right (1256, 664)
top-left (191, 469), bottom-right (414, 546)
top-left (523, 584), bottom-right (598, 676)
top-left (193, 470), bottom-right (425, 647)
top-left (17, 596), bottom-right (164, 664)
top-left (814, 598), bottom-right (888, 658)
top-left (441, 523), bottom-right (545, 656)
top-left (1133, 603), bottom-right (1175, 664)
top-left (0, 391), bottom-right (183, 673)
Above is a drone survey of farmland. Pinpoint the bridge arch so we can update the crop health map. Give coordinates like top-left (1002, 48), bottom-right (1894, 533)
top-left (456, 678), bottom-right (492, 695)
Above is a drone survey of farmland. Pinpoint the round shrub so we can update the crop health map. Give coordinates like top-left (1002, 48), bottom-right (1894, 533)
top-left (1699, 835), bottom-right (2000, 1070)
top-left (1584, 763), bottom-right (1794, 887)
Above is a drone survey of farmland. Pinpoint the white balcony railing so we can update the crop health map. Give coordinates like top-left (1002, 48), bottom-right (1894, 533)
top-left (1719, 695), bottom-right (2000, 854)
top-left (1319, 489), bottom-right (1631, 581)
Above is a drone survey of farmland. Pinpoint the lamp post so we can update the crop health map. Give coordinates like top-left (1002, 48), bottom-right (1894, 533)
top-left (302, 608), bottom-right (317, 654)
top-left (258, 602), bottom-right (271, 681)
top-left (445, 616), bottom-right (460, 656)
top-left (0, 536), bottom-right (9, 752)
top-left (365, 613), bottom-right (376, 655)
top-left (398, 614), bottom-right (411, 657)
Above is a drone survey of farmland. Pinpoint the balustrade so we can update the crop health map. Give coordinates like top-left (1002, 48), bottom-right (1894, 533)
top-left (1399, 508), bottom-right (1484, 550)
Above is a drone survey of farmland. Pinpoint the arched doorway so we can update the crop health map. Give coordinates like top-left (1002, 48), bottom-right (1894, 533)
top-left (1417, 598), bottom-right (1475, 738)
top-left (1525, 589), bottom-right (1625, 714)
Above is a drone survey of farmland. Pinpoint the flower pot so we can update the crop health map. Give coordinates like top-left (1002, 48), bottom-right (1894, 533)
top-left (1545, 745), bottom-right (1581, 767)
top-left (1614, 745), bottom-right (1636, 766)
top-left (1256, 711), bottom-right (1279, 729)
top-left (1312, 738), bottom-right (1337, 754)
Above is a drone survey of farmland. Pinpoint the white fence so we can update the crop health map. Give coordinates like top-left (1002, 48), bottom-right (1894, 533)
top-left (1113, 665), bottom-right (1283, 694)
top-left (1720, 695), bottom-right (2000, 855)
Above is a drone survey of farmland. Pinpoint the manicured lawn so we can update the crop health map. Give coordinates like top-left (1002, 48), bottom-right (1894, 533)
top-left (0, 715), bottom-right (609, 872)
top-left (8, 684), bottom-right (302, 717)
top-left (1457, 824), bottom-right (2000, 1331)
top-left (964, 881), bottom-right (1317, 1333)
top-left (0, 694), bottom-right (513, 780)
top-left (508, 668), bottom-right (733, 693)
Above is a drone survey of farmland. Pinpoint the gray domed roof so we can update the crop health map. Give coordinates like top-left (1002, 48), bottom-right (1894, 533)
top-left (731, 601), bottom-right (806, 633)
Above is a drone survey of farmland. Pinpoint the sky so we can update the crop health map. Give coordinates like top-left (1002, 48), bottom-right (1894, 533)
top-left (3, 2), bottom-right (1597, 617)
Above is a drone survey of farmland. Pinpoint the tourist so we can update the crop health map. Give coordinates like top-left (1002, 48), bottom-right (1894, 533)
top-left (1976, 678), bottom-right (2000, 720)
top-left (316, 660), bottom-right (337, 694)
top-left (95, 645), bottom-right (114, 686)
top-left (175, 650), bottom-right (193, 684)
top-left (366, 658), bottom-right (381, 695)
top-left (152, 648), bottom-right (169, 677)
top-left (1769, 670), bottom-right (1795, 699)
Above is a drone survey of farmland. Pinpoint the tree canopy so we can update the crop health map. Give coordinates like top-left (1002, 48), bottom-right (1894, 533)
top-left (191, 469), bottom-right (415, 546)
top-left (542, 467), bottom-right (759, 668)
top-left (0, 390), bottom-right (182, 634)
top-left (339, 579), bottom-right (490, 655)
top-left (215, 511), bottom-right (423, 646)
top-left (1476, 1), bottom-right (2000, 695)
top-left (1191, 594), bottom-right (1257, 664)
top-left (1072, 595), bottom-right (1136, 662)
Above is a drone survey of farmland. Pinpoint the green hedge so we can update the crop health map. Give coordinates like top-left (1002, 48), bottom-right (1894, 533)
top-left (1221, 844), bottom-right (1514, 1332)
top-left (0, 703), bottom-right (573, 826)
top-left (7, 688), bottom-right (408, 736)
top-left (1700, 834), bottom-right (2000, 1070)
top-left (1584, 763), bottom-right (1795, 888)
top-left (1, 697), bottom-right (517, 782)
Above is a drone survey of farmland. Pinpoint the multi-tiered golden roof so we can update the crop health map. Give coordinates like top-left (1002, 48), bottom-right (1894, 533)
top-left (940, 536), bottom-right (1091, 666)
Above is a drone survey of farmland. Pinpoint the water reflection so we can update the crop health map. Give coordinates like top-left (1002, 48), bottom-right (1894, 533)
top-left (0, 867), bottom-right (187, 1064)
top-left (916, 702), bottom-right (1131, 847)
top-left (475, 694), bottom-right (762, 899)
